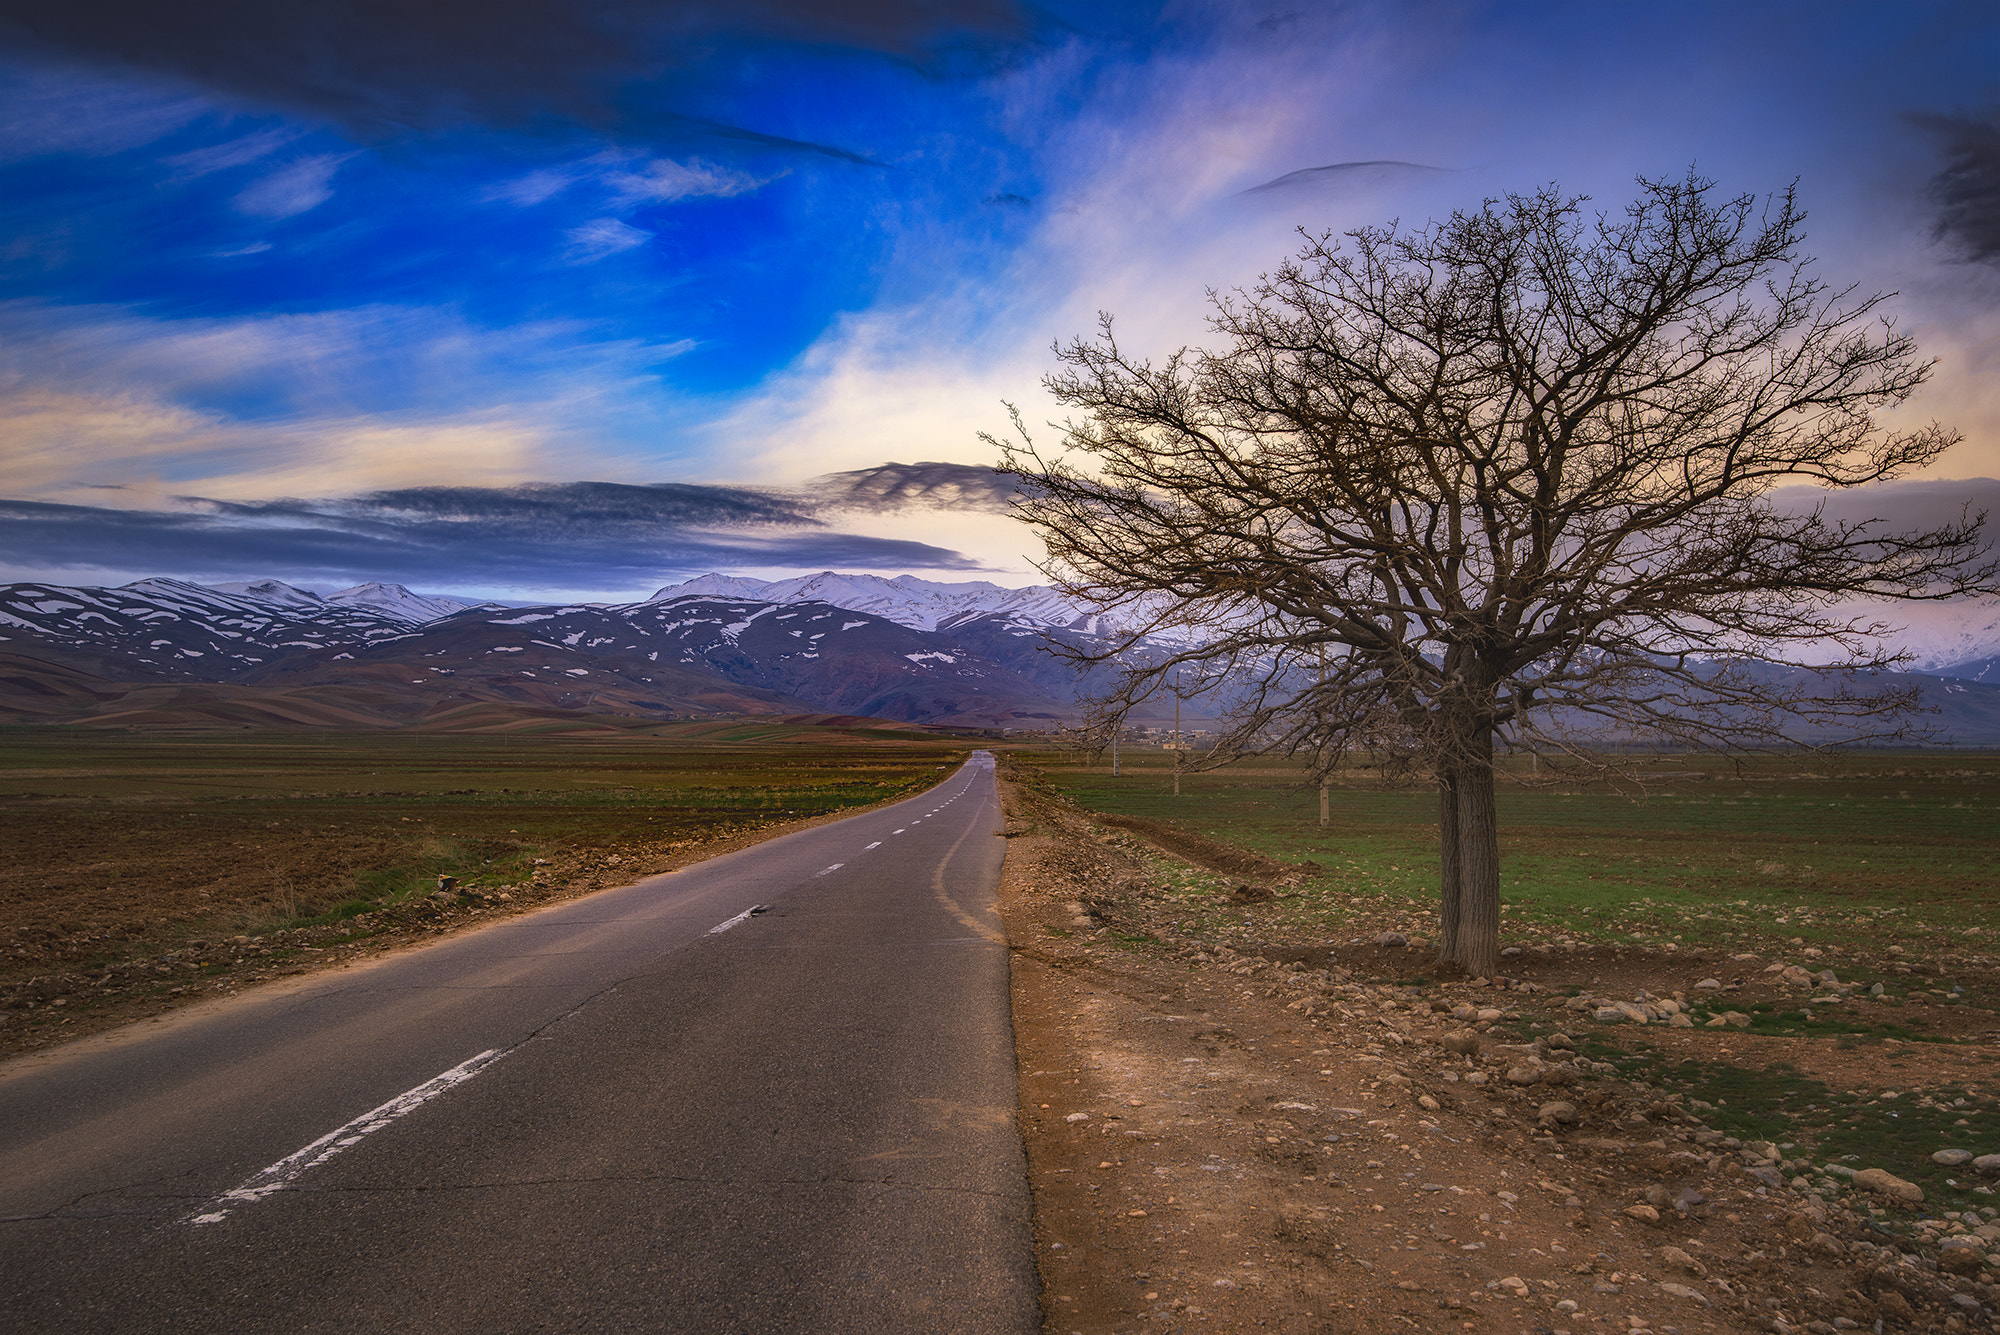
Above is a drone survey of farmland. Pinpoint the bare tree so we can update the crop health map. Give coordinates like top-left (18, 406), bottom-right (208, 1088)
top-left (997, 174), bottom-right (1994, 978)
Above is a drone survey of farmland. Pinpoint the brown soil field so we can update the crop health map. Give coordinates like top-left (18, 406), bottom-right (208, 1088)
top-left (0, 726), bottom-right (961, 1057)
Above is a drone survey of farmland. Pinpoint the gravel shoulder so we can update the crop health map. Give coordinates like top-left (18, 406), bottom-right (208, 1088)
top-left (998, 773), bottom-right (2000, 1335)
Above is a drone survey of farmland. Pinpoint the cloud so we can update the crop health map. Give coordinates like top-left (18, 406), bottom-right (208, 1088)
top-left (233, 152), bottom-right (351, 218)
top-left (1908, 112), bottom-right (2000, 265)
top-left (605, 156), bottom-right (773, 204)
top-left (0, 479), bottom-right (984, 595)
top-left (812, 460), bottom-right (1019, 511)
top-left (1767, 476), bottom-right (2000, 535)
top-left (564, 217), bottom-right (653, 263)
top-left (0, 0), bottom-right (1032, 153)
top-left (485, 167), bottom-right (577, 207)
top-left (1236, 159), bottom-right (1448, 197)
top-left (0, 61), bottom-right (207, 162)
top-left (161, 124), bottom-right (303, 178)
top-left (0, 299), bottom-right (698, 504)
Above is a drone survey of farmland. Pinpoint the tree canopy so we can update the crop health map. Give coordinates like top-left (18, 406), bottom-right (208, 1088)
top-left (999, 174), bottom-right (1995, 977)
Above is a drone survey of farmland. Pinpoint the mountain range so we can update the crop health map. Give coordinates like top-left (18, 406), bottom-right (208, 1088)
top-left (0, 574), bottom-right (1129, 732)
top-left (2, 572), bottom-right (1998, 740)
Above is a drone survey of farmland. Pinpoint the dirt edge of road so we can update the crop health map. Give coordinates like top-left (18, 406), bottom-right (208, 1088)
top-left (996, 771), bottom-right (2000, 1335)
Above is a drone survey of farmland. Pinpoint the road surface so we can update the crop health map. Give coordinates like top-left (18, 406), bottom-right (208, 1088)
top-left (0, 751), bottom-right (1036, 1333)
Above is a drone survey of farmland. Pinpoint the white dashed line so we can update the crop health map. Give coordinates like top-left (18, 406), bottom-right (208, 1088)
top-left (815, 863), bottom-right (844, 877)
top-left (186, 1047), bottom-right (508, 1226)
top-left (892, 829), bottom-right (905, 835)
top-left (708, 905), bottom-right (767, 935)
top-left (865, 841), bottom-right (882, 850)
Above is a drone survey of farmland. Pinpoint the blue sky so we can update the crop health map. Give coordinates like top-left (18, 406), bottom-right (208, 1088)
top-left (2, 0), bottom-right (1998, 600)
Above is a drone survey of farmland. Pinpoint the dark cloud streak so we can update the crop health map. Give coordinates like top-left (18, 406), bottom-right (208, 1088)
top-left (0, 0), bottom-right (1030, 155)
top-left (1237, 159), bottom-right (1447, 197)
top-left (0, 479), bottom-right (984, 592)
top-left (1908, 112), bottom-right (2000, 265)
top-left (811, 460), bottom-right (1020, 510)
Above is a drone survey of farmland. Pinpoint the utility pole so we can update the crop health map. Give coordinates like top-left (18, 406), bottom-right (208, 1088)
top-left (1316, 646), bottom-right (1329, 828)
top-left (1173, 680), bottom-right (1181, 797)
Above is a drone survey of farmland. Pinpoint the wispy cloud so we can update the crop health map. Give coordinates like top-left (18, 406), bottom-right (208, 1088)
top-left (233, 152), bottom-right (352, 218)
top-left (0, 61), bottom-right (207, 162)
top-left (564, 217), bottom-right (653, 263)
top-left (161, 124), bottom-right (304, 179)
top-left (604, 157), bottom-right (774, 204)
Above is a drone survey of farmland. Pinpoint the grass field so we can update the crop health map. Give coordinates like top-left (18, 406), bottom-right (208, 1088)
top-left (1028, 748), bottom-right (2000, 958)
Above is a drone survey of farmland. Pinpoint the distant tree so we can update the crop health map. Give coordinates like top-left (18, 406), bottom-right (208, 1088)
top-left (997, 174), bottom-right (1995, 977)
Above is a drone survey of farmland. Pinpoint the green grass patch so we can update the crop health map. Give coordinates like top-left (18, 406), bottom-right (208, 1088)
top-left (1020, 748), bottom-right (2000, 964)
top-left (1575, 1037), bottom-right (2000, 1213)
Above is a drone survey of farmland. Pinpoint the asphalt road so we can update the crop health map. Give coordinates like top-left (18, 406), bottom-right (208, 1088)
top-left (0, 750), bottom-right (1037, 1334)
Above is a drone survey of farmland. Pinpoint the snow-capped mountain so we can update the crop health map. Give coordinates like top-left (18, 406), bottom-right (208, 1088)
top-left (1859, 597), bottom-right (2000, 675)
top-left (648, 572), bottom-right (1085, 632)
top-left (2, 578), bottom-right (421, 676)
top-left (204, 578), bottom-right (478, 625)
top-left (320, 582), bottom-right (481, 624)
top-left (0, 579), bottom-right (1084, 726)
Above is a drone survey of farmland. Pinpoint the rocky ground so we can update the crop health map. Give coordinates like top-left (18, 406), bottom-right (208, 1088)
top-left (996, 770), bottom-right (2000, 1335)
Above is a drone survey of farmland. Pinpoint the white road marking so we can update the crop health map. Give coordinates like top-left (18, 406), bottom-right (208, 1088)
top-left (815, 863), bottom-right (844, 877)
top-left (892, 829), bottom-right (905, 834)
top-left (865, 841), bottom-right (882, 849)
top-left (708, 905), bottom-right (765, 935)
top-left (186, 1048), bottom-right (508, 1226)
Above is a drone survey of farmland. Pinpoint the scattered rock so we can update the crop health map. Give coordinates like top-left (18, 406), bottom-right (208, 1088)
top-left (1657, 1281), bottom-right (1711, 1306)
top-left (1441, 1030), bottom-right (1482, 1056)
top-left (1939, 1238), bottom-right (1986, 1274)
top-left (1623, 1203), bottom-right (1661, 1224)
top-left (1659, 1245), bottom-right (1708, 1277)
top-left (1973, 1154), bottom-right (2000, 1174)
top-left (1375, 932), bottom-right (1408, 947)
top-left (1694, 977), bottom-right (1723, 989)
top-left (1538, 1101), bottom-right (1580, 1126)
top-left (1935, 1149), bottom-right (1975, 1167)
top-left (1852, 1167), bottom-right (1924, 1205)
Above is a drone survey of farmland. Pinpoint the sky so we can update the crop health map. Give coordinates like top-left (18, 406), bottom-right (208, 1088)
top-left (2, 0), bottom-right (1999, 602)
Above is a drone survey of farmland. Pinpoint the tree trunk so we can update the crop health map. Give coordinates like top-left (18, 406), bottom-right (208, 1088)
top-left (1435, 767), bottom-right (1461, 964)
top-left (1451, 731), bottom-right (1501, 978)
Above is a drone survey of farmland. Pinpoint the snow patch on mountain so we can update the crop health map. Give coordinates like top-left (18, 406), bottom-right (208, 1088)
top-left (648, 571), bottom-right (1083, 631)
top-left (322, 583), bottom-right (477, 624)
top-left (208, 579), bottom-right (326, 608)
